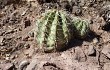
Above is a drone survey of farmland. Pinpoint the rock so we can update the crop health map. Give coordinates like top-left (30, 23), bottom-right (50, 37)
top-left (24, 43), bottom-right (30, 49)
top-left (26, 59), bottom-right (38, 70)
top-left (88, 45), bottom-right (96, 56)
top-left (5, 29), bottom-right (14, 34)
top-left (93, 38), bottom-right (99, 44)
top-left (10, 55), bottom-right (15, 60)
top-left (16, 42), bottom-right (25, 50)
top-left (28, 37), bottom-right (34, 41)
top-left (104, 63), bottom-right (110, 70)
top-left (0, 36), bottom-right (4, 46)
top-left (28, 31), bottom-right (34, 37)
top-left (5, 63), bottom-right (15, 70)
top-left (101, 32), bottom-right (110, 42)
top-left (0, 63), bottom-right (15, 70)
top-left (5, 56), bottom-right (10, 60)
top-left (100, 5), bottom-right (110, 23)
top-left (74, 47), bottom-right (87, 62)
top-left (72, 6), bottom-right (82, 16)
top-left (79, 0), bottom-right (85, 7)
top-left (24, 46), bottom-right (34, 57)
top-left (22, 35), bottom-right (29, 41)
top-left (105, 11), bottom-right (110, 23)
top-left (19, 60), bottom-right (30, 70)
top-left (0, 12), bottom-right (5, 18)
top-left (60, 0), bottom-right (72, 12)
top-left (0, 30), bottom-right (5, 36)
top-left (100, 5), bottom-right (110, 16)
top-left (102, 45), bottom-right (110, 59)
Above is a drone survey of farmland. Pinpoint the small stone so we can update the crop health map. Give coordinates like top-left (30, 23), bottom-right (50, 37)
top-left (100, 5), bottom-right (110, 23)
top-left (5, 29), bottom-right (14, 34)
top-left (79, 0), bottom-right (85, 7)
top-left (5, 57), bottom-right (10, 60)
top-left (22, 35), bottom-right (29, 41)
top-left (24, 47), bottom-right (34, 57)
top-left (16, 42), bottom-right (25, 50)
top-left (0, 63), bottom-right (15, 70)
top-left (10, 55), bottom-right (15, 60)
top-left (19, 60), bottom-right (30, 70)
top-left (0, 12), bottom-right (5, 18)
top-left (102, 45), bottom-right (110, 59)
top-left (72, 6), bottom-right (82, 16)
top-left (93, 38), bottom-right (98, 44)
top-left (28, 31), bottom-right (34, 37)
top-left (60, 1), bottom-right (72, 12)
top-left (28, 38), bottom-right (34, 41)
top-left (24, 43), bottom-right (30, 49)
top-left (74, 47), bottom-right (87, 62)
top-left (88, 45), bottom-right (96, 56)
top-left (5, 54), bottom-right (10, 60)
top-left (5, 63), bottom-right (15, 70)
top-left (0, 36), bottom-right (4, 45)
top-left (26, 59), bottom-right (37, 70)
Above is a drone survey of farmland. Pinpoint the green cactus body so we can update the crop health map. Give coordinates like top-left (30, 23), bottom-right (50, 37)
top-left (72, 18), bottom-right (89, 38)
top-left (36, 9), bottom-right (71, 52)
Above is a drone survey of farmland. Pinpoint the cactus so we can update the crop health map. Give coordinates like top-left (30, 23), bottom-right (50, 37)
top-left (36, 9), bottom-right (72, 52)
top-left (35, 9), bottom-right (90, 52)
top-left (72, 18), bottom-right (89, 39)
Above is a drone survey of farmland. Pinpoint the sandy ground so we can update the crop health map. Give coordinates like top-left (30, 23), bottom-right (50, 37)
top-left (0, 0), bottom-right (110, 70)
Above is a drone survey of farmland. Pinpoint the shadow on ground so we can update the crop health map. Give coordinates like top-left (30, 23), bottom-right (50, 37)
top-left (60, 30), bottom-right (101, 51)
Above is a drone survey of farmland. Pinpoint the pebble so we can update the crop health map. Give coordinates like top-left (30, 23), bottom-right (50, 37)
top-left (60, 0), bottom-right (72, 12)
top-left (10, 55), bottom-right (15, 60)
top-left (28, 31), bottom-right (34, 37)
top-left (24, 43), bottom-right (30, 49)
top-left (0, 36), bottom-right (4, 46)
top-left (102, 45), bottom-right (110, 59)
top-left (19, 60), bottom-right (30, 70)
top-left (5, 57), bottom-right (10, 60)
top-left (26, 59), bottom-right (37, 70)
top-left (74, 47), bottom-right (87, 62)
top-left (22, 35), bottom-right (29, 41)
top-left (24, 47), bottom-right (34, 57)
top-left (93, 38), bottom-right (99, 44)
top-left (5, 63), bottom-right (15, 70)
top-left (0, 63), bottom-right (15, 70)
top-left (5, 29), bottom-right (14, 34)
top-left (88, 45), bottom-right (96, 56)
top-left (72, 6), bottom-right (82, 16)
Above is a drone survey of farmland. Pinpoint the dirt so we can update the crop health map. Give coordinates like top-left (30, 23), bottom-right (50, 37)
top-left (0, 0), bottom-right (110, 70)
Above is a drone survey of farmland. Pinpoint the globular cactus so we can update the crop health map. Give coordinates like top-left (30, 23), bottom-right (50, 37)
top-left (71, 18), bottom-right (90, 39)
top-left (36, 9), bottom-right (72, 52)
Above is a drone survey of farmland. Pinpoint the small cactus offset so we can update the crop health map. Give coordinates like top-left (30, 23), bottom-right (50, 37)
top-left (72, 18), bottom-right (90, 38)
top-left (36, 9), bottom-right (72, 52)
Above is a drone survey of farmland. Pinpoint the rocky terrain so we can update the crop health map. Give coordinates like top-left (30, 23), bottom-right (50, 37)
top-left (0, 0), bottom-right (110, 70)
